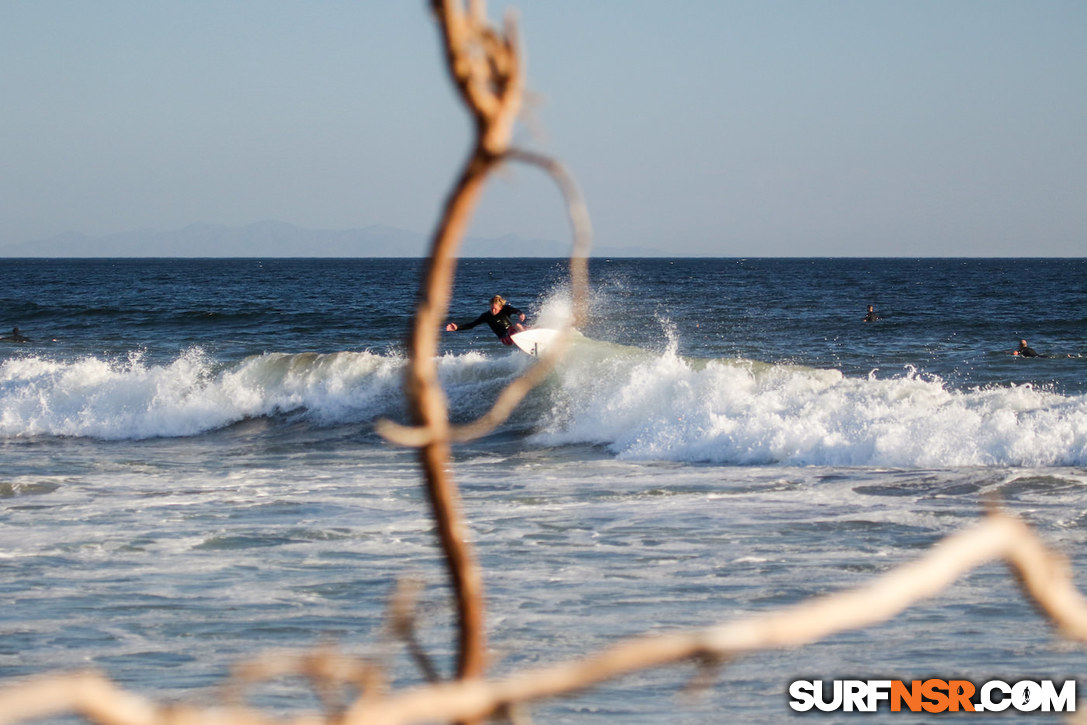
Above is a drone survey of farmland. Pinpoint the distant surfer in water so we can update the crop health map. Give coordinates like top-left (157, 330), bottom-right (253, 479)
top-left (1013, 339), bottom-right (1041, 357)
top-left (863, 305), bottom-right (880, 322)
top-left (0, 326), bottom-right (29, 343)
top-left (445, 295), bottom-right (526, 346)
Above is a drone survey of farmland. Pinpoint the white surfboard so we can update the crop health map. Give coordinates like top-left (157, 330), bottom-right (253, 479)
top-left (511, 328), bottom-right (560, 356)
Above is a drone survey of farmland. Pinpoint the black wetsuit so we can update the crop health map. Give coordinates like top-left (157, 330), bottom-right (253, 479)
top-left (454, 304), bottom-right (523, 339)
top-left (1018, 345), bottom-right (1041, 358)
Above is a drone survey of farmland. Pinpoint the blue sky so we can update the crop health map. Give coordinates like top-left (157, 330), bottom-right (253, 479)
top-left (2, 1), bottom-right (1084, 256)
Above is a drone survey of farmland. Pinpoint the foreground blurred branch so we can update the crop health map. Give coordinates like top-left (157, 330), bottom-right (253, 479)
top-left (394, 0), bottom-right (526, 684)
top-left (5, 512), bottom-right (1087, 725)
top-left (376, 0), bottom-right (592, 690)
top-left (348, 511), bottom-right (1087, 723)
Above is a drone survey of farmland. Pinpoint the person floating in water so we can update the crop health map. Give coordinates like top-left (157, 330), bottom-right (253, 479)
top-left (0, 326), bottom-right (30, 343)
top-left (445, 294), bottom-right (526, 346)
top-left (1013, 339), bottom-right (1042, 357)
top-left (863, 305), bottom-right (880, 322)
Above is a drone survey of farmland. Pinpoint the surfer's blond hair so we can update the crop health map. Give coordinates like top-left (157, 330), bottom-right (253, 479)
top-left (490, 295), bottom-right (506, 307)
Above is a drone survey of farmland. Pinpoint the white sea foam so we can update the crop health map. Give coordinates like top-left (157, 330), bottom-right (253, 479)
top-left (0, 348), bottom-right (408, 439)
top-left (3, 343), bottom-right (1086, 467)
top-left (533, 340), bottom-right (1087, 468)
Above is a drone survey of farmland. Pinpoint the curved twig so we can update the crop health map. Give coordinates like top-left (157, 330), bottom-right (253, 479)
top-left (387, 579), bottom-right (442, 684)
top-left (506, 149), bottom-right (591, 325)
top-left (222, 646), bottom-right (379, 717)
top-left (377, 148), bottom-right (592, 448)
top-left (444, 150), bottom-right (591, 442)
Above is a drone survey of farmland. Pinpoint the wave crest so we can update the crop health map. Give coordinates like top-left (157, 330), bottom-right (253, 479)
top-left (4, 343), bottom-right (1086, 467)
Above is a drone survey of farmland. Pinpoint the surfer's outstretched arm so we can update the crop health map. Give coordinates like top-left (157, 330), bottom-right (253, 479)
top-left (448, 313), bottom-right (487, 333)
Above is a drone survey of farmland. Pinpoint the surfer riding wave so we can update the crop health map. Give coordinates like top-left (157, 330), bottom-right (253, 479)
top-left (445, 295), bottom-right (526, 345)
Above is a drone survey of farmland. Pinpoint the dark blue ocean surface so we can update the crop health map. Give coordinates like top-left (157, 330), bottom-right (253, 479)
top-left (2, 257), bottom-right (1087, 723)
top-left (3, 257), bottom-right (1085, 387)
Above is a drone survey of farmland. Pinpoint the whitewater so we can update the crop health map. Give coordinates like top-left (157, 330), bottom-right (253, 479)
top-left (4, 337), bottom-right (1087, 468)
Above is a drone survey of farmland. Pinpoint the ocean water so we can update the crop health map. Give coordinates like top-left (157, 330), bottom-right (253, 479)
top-left (2, 257), bottom-right (1086, 722)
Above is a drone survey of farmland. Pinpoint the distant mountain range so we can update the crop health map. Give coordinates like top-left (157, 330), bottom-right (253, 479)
top-left (0, 221), bottom-right (669, 258)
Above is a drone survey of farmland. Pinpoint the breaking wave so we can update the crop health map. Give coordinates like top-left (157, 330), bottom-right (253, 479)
top-left (3, 341), bottom-right (1086, 467)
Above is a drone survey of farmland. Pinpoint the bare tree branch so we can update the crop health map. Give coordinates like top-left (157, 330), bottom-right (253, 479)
top-left (0, 672), bottom-right (160, 725)
top-left (379, 0), bottom-right (593, 689)
top-left (387, 579), bottom-right (442, 684)
top-left (221, 645), bottom-right (380, 718)
top-left (397, 0), bottom-right (526, 686)
top-left (341, 512), bottom-right (1087, 725)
